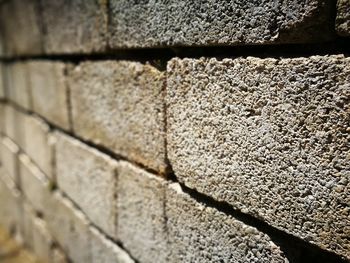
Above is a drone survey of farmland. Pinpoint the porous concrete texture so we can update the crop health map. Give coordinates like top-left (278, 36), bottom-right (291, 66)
top-left (46, 191), bottom-right (92, 263)
top-left (166, 183), bottom-right (288, 263)
top-left (336, 0), bottom-right (350, 36)
top-left (117, 161), bottom-right (168, 263)
top-left (41, 0), bottom-right (107, 54)
top-left (90, 227), bottom-right (135, 263)
top-left (55, 132), bottom-right (118, 238)
top-left (22, 116), bottom-right (54, 180)
top-left (0, 137), bottom-right (20, 186)
top-left (5, 62), bottom-right (31, 110)
top-left (109, 0), bottom-right (334, 49)
top-left (167, 55), bottom-right (350, 259)
top-left (28, 61), bottom-right (71, 129)
top-left (0, 0), bottom-right (42, 56)
top-left (69, 61), bottom-right (167, 173)
top-left (32, 217), bottom-right (53, 263)
top-left (19, 154), bottom-right (50, 214)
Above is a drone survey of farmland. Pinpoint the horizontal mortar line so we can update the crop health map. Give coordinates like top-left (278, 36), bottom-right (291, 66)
top-left (0, 38), bottom-right (349, 64)
top-left (2, 100), bottom-right (349, 262)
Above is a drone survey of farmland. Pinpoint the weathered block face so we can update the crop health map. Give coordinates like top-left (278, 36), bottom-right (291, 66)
top-left (336, 0), bottom-right (350, 36)
top-left (109, 0), bottom-right (335, 49)
top-left (69, 61), bottom-right (167, 173)
top-left (167, 55), bottom-right (350, 259)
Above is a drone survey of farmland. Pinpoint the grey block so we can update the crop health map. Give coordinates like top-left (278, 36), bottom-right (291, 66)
top-left (90, 227), bottom-right (134, 263)
top-left (167, 56), bottom-right (350, 259)
top-left (55, 132), bottom-right (118, 238)
top-left (0, 0), bottom-right (42, 56)
top-left (166, 183), bottom-right (288, 263)
top-left (69, 61), bottom-right (167, 173)
top-left (19, 154), bottom-right (50, 214)
top-left (0, 137), bottom-right (20, 186)
top-left (117, 161), bottom-right (168, 263)
top-left (46, 191), bottom-right (92, 263)
top-left (336, 0), bottom-right (350, 36)
top-left (23, 116), bottom-right (54, 180)
top-left (109, 0), bottom-right (334, 49)
top-left (41, 0), bottom-right (107, 54)
top-left (28, 61), bottom-right (71, 130)
top-left (3, 105), bottom-right (26, 149)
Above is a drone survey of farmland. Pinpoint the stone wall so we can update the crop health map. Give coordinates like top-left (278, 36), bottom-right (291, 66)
top-left (0, 1), bottom-right (349, 263)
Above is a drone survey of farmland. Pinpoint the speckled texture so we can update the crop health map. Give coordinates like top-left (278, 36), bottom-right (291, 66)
top-left (55, 132), bottom-right (118, 239)
top-left (41, 0), bottom-right (107, 54)
top-left (166, 183), bottom-right (288, 263)
top-left (336, 0), bottom-right (350, 36)
top-left (0, 0), bottom-right (42, 56)
top-left (167, 56), bottom-right (350, 259)
top-left (109, 0), bottom-right (334, 48)
top-left (117, 161), bottom-right (168, 263)
top-left (28, 61), bottom-right (71, 130)
top-left (69, 61), bottom-right (167, 173)
top-left (90, 227), bottom-right (135, 263)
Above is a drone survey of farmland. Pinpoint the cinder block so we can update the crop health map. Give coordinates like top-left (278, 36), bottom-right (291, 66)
top-left (0, 63), bottom-right (4, 99)
top-left (109, 0), bottom-right (334, 49)
top-left (69, 61), bottom-right (167, 173)
top-left (46, 191), bottom-right (91, 263)
top-left (336, 0), bottom-right (350, 36)
top-left (117, 161), bottom-right (168, 263)
top-left (3, 104), bottom-right (26, 148)
top-left (28, 61), bottom-right (71, 129)
top-left (166, 183), bottom-right (288, 263)
top-left (19, 154), bottom-right (50, 214)
top-left (32, 217), bottom-right (53, 263)
top-left (55, 132), bottom-right (118, 238)
top-left (167, 56), bottom-right (350, 259)
top-left (0, 0), bottom-right (42, 56)
top-left (23, 115), bottom-right (54, 180)
top-left (90, 227), bottom-right (134, 263)
top-left (0, 137), bottom-right (20, 186)
top-left (41, 0), bottom-right (107, 54)
top-left (5, 62), bottom-right (31, 110)
top-left (21, 202), bottom-right (35, 251)
top-left (0, 103), bottom-right (4, 133)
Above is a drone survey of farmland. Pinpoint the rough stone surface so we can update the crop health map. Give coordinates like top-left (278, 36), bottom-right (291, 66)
top-left (90, 227), bottom-right (135, 263)
top-left (117, 161), bottom-right (168, 263)
top-left (19, 154), bottom-right (50, 214)
top-left (5, 62), bottom-right (31, 110)
top-left (70, 61), bottom-right (167, 173)
top-left (46, 191), bottom-right (91, 263)
top-left (0, 0), bottom-right (42, 56)
top-left (41, 0), bottom-right (107, 54)
top-left (336, 0), bottom-right (350, 36)
top-left (32, 217), bottom-right (53, 263)
top-left (109, 0), bottom-right (334, 49)
top-left (28, 61), bottom-right (71, 129)
top-left (23, 115), bottom-right (54, 180)
top-left (55, 132), bottom-right (118, 238)
top-left (167, 56), bottom-right (350, 259)
top-left (166, 183), bottom-right (288, 263)
top-left (0, 137), bottom-right (20, 186)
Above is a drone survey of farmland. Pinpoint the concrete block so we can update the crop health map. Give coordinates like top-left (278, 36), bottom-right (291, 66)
top-left (3, 104), bottom-right (26, 148)
top-left (70, 61), bottom-right (167, 173)
top-left (166, 183), bottom-right (288, 263)
top-left (90, 227), bottom-right (134, 263)
top-left (0, 137), bottom-right (20, 186)
top-left (41, 0), bottom-right (107, 54)
top-left (117, 161), bottom-right (167, 263)
top-left (0, 0), bottom-right (42, 56)
top-left (52, 247), bottom-right (69, 263)
top-left (19, 154), bottom-right (50, 214)
top-left (109, 0), bottom-right (334, 49)
top-left (28, 61), bottom-right (71, 129)
top-left (5, 62), bottom-right (31, 110)
top-left (0, 103), bottom-right (4, 133)
top-left (23, 115), bottom-right (54, 179)
top-left (21, 202), bottom-right (35, 251)
top-left (46, 191), bottom-right (91, 263)
top-left (167, 56), bottom-right (350, 259)
top-left (0, 63), bottom-right (4, 99)
top-left (336, 0), bottom-right (350, 36)
top-left (55, 132), bottom-right (118, 238)
top-left (32, 217), bottom-right (53, 263)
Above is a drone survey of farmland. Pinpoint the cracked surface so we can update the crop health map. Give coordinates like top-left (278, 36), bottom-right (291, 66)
top-left (167, 55), bottom-right (350, 260)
